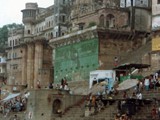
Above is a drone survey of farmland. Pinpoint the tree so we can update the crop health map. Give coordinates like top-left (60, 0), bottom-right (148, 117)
top-left (0, 23), bottom-right (23, 52)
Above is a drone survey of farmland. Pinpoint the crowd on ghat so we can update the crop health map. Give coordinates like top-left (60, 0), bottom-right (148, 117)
top-left (84, 71), bottom-right (160, 120)
top-left (0, 92), bottom-right (29, 118)
top-left (0, 78), bottom-right (69, 119)
top-left (1, 72), bottom-right (160, 119)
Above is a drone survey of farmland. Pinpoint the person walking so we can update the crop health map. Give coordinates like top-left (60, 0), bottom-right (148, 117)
top-left (144, 77), bottom-right (150, 91)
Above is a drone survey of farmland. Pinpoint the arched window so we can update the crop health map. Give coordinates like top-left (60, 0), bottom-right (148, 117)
top-left (51, 32), bottom-right (53, 39)
top-left (99, 14), bottom-right (105, 27)
top-left (28, 30), bottom-right (31, 34)
top-left (15, 39), bottom-right (17, 45)
top-left (49, 21), bottom-right (50, 27)
top-left (13, 40), bottom-right (15, 46)
top-left (10, 41), bottom-right (12, 47)
top-left (106, 14), bottom-right (115, 28)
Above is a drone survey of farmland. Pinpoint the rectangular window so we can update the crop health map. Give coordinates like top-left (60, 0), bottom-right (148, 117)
top-left (13, 53), bottom-right (16, 58)
top-left (10, 41), bottom-right (12, 47)
top-left (56, 32), bottom-right (58, 37)
top-left (62, 16), bottom-right (65, 22)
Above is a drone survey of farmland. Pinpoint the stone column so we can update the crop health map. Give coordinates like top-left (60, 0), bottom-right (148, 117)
top-left (21, 45), bottom-right (27, 85)
top-left (34, 41), bottom-right (43, 89)
top-left (27, 43), bottom-right (35, 89)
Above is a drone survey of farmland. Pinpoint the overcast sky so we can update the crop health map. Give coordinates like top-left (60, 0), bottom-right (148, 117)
top-left (0, 0), bottom-right (54, 27)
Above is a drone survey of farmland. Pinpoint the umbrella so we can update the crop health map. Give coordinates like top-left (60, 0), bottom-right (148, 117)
top-left (116, 79), bottom-right (138, 91)
top-left (89, 84), bottom-right (106, 95)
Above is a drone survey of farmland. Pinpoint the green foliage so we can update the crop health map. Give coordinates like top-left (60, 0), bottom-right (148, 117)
top-left (0, 23), bottom-right (23, 52)
top-left (88, 21), bottom-right (97, 28)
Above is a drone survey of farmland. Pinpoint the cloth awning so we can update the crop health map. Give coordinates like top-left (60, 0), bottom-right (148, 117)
top-left (1, 93), bottom-right (20, 102)
top-left (116, 79), bottom-right (139, 91)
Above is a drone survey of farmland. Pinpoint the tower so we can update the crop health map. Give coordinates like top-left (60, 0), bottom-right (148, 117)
top-left (53, 0), bottom-right (72, 37)
top-left (21, 3), bottom-right (37, 37)
top-left (21, 3), bottom-right (53, 89)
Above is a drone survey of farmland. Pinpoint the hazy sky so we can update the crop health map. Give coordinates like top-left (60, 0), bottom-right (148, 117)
top-left (0, 0), bottom-right (54, 27)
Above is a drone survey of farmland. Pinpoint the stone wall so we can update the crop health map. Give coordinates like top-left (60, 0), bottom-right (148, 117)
top-left (98, 31), bottom-right (145, 69)
top-left (25, 90), bottom-right (85, 120)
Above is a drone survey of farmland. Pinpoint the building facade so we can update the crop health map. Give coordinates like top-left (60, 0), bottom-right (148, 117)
top-left (0, 52), bottom-right (6, 86)
top-left (6, 28), bottom-right (24, 85)
top-left (5, 0), bottom-right (160, 86)
top-left (53, 0), bottom-right (72, 37)
top-left (20, 3), bottom-right (53, 89)
top-left (49, 0), bottom-right (154, 83)
top-left (6, 3), bottom-right (54, 89)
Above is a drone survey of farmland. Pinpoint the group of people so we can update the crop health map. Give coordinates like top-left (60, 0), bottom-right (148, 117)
top-left (85, 94), bottom-right (105, 115)
top-left (59, 78), bottom-right (70, 91)
top-left (0, 93), bottom-right (28, 118)
top-left (114, 71), bottom-right (160, 120)
top-left (143, 72), bottom-right (160, 91)
top-left (47, 78), bottom-right (70, 91)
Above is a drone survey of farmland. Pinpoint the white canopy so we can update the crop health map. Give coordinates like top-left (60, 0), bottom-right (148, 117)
top-left (116, 79), bottom-right (139, 91)
top-left (1, 93), bottom-right (20, 102)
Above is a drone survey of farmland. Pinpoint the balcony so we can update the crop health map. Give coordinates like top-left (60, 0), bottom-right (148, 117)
top-left (0, 62), bottom-right (6, 66)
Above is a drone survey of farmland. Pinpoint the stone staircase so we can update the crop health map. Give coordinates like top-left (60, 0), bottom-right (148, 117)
top-left (90, 102), bottom-right (117, 120)
top-left (52, 96), bottom-right (86, 120)
top-left (51, 94), bottom-right (118, 120)
top-left (131, 88), bottom-right (160, 120)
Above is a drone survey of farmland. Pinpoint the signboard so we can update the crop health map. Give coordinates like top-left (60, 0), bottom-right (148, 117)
top-left (89, 70), bottom-right (116, 89)
top-left (152, 16), bottom-right (160, 31)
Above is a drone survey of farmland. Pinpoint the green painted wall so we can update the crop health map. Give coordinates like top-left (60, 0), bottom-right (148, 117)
top-left (54, 38), bottom-right (99, 83)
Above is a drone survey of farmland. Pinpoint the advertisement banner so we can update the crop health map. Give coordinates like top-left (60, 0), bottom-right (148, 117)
top-left (152, 37), bottom-right (160, 51)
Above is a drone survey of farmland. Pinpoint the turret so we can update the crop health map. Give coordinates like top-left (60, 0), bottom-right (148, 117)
top-left (21, 3), bottom-right (37, 24)
top-left (21, 3), bottom-right (38, 37)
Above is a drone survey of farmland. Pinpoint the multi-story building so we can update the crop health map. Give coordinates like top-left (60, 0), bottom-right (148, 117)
top-left (6, 3), bottom-right (55, 89)
top-left (53, 0), bottom-right (72, 37)
top-left (0, 51), bottom-right (6, 85)
top-left (6, 28), bottom-right (24, 85)
top-left (6, 0), bottom-right (160, 86)
top-left (20, 3), bottom-right (54, 89)
top-left (50, 0), bottom-right (160, 83)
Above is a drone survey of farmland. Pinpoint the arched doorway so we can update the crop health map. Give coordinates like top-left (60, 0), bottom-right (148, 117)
top-left (52, 99), bottom-right (62, 114)
top-left (99, 14), bottom-right (105, 27)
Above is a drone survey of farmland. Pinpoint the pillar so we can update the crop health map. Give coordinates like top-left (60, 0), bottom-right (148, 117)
top-left (21, 45), bottom-right (27, 85)
top-left (27, 43), bottom-right (35, 89)
top-left (34, 41), bottom-right (43, 88)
